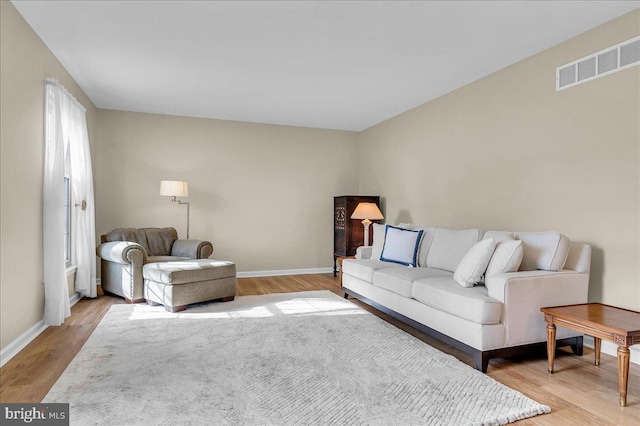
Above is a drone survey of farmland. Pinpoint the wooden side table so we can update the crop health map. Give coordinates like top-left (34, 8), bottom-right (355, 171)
top-left (541, 303), bottom-right (640, 407)
top-left (337, 256), bottom-right (355, 288)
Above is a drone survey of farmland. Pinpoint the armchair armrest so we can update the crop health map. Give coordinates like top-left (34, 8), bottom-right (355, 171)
top-left (96, 241), bottom-right (148, 265)
top-left (171, 240), bottom-right (213, 259)
top-left (356, 246), bottom-right (373, 260)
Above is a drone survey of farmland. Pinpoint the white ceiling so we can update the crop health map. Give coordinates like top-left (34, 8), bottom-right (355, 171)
top-left (12, 1), bottom-right (640, 131)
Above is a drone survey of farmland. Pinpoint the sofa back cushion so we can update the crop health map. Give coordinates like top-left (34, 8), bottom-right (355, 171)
top-left (426, 228), bottom-right (482, 272)
top-left (407, 226), bottom-right (437, 267)
top-left (515, 231), bottom-right (570, 271)
top-left (101, 228), bottom-right (150, 252)
top-left (482, 230), bottom-right (515, 243)
top-left (141, 227), bottom-right (178, 256)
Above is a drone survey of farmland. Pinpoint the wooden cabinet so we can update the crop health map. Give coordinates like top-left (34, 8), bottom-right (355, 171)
top-left (333, 195), bottom-right (380, 276)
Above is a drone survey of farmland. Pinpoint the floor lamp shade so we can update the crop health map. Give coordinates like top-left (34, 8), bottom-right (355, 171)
top-left (160, 180), bottom-right (188, 197)
top-left (351, 202), bottom-right (384, 246)
top-left (160, 180), bottom-right (190, 239)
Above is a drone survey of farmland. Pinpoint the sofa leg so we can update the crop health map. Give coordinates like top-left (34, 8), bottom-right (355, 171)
top-left (166, 305), bottom-right (187, 313)
top-left (342, 290), bottom-right (349, 299)
top-left (474, 351), bottom-right (490, 373)
top-left (570, 336), bottom-right (584, 356)
top-left (221, 296), bottom-right (235, 302)
top-left (124, 297), bottom-right (144, 304)
top-left (146, 299), bottom-right (161, 306)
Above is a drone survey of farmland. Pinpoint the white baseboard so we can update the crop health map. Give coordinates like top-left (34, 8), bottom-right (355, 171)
top-left (0, 319), bottom-right (47, 368)
top-left (237, 267), bottom-right (333, 278)
top-left (69, 292), bottom-right (82, 307)
top-left (0, 293), bottom-right (83, 368)
top-left (583, 335), bottom-right (640, 365)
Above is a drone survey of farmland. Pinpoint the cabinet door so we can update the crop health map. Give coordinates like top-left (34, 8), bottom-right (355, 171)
top-left (334, 196), bottom-right (380, 257)
top-left (334, 197), bottom-right (347, 256)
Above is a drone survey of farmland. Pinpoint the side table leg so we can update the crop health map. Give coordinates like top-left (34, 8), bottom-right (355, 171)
top-left (594, 337), bottom-right (601, 366)
top-left (546, 323), bottom-right (556, 373)
top-left (333, 255), bottom-right (337, 277)
top-left (617, 346), bottom-right (630, 407)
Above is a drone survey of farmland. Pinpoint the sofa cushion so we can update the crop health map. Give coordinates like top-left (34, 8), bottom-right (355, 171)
top-left (412, 226), bottom-right (436, 267)
top-left (482, 231), bottom-right (515, 243)
top-left (411, 277), bottom-right (502, 324)
top-left (485, 239), bottom-right (523, 279)
top-left (426, 228), bottom-right (482, 272)
top-left (143, 259), bottom-right (236, 285)
top-left (453, 238), bottom-right (496, 287)
top-left (380, 225), bottom-right (424, 266)
top-left (342, 259), bottom-right (391, 283)
top-left (515, 231), bottom-right (570, 271)
top-left (142, 227), bottom-right (178, 256)
top-left (373, 267), bottom-right (453, 298)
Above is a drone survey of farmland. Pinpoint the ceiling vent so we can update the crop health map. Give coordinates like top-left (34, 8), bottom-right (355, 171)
top-left (556, 35), bottom-right (640, 91)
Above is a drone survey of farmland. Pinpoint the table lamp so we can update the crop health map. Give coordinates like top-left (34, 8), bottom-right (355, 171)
top-left (351, 202), bottom-right (384, 246)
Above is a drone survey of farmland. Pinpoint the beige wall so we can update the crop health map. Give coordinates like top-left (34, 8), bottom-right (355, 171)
top-left (1, 0), bottom-right (638, 355)
top-left (0, 1), bottom-right (98, 348)
top-left (358, 10), bottom-right (640, 310)
top-left (96, 110), bottom-right (358, 272)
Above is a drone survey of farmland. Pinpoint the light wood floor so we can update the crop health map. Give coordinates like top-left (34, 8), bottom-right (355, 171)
top-left (1, 274), bottom-right (638, 424)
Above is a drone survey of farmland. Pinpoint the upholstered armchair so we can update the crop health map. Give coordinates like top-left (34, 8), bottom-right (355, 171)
top-left (96, 227), bottom-right (213, 303)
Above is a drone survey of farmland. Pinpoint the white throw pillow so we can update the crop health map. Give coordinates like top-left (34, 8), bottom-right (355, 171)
top-left (485, 239), bottom-right (524, 279)
top-left (380, 225), bottom-right (424, 267)
top-left (370, 223), bottom-right (387, 260)
top-left (453, 238), bottom-right (496, 287)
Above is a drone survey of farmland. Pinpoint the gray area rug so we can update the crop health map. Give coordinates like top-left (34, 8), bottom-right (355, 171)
top-left (45, 290), bottom-right (550, 425)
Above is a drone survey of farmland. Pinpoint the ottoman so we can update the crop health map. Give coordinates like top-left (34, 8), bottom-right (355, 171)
top-left (143, 259), bottom-right (237, 312)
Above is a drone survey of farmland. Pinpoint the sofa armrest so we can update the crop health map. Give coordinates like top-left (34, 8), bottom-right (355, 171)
top-left (485, 270), bottom-right (589, 347)
top-left (355, 246), bottom-right (372, 260)
top-left (171, 240), bottom-right (213, 259)
top-left (96, 241), bottom-right (148, 265)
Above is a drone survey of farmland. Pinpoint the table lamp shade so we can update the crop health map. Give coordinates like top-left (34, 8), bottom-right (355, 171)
top-left (350, 202), bottom-right (383, 247)
top-left (160, 181), bottom-right (188, 197)
top-left (351, 203), bottom-right (383, 220)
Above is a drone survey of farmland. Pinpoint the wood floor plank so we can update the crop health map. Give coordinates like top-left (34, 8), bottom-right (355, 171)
top-left (1, 273), bottom-right (638, 424)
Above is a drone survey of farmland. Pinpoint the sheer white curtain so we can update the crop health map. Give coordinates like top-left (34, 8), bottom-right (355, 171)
top-left (68, 93), bottom-right (97, 298)
top-left (44, 81), bottom-right (70, 325)
top-left (43, 79), bottom-right (96, 326)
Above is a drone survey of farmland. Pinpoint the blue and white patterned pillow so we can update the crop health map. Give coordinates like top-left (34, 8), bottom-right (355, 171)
top-left (380, 225), bottom-right (424, 267)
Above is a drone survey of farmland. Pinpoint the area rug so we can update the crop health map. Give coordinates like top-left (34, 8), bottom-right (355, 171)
top-left (45, 290), bottom-right (549, 425)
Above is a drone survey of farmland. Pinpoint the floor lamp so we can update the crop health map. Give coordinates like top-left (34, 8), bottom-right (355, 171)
top-left (351, 202), bottom-right (384, 246)
top-left (160, 180), bottom-right (190, 239)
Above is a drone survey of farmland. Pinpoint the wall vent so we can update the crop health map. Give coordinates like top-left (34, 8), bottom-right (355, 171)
top-left (556, 35), bottom-right (640, 91)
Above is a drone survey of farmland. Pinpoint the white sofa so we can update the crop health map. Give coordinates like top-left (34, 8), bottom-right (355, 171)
top-left (341, 225), bottom-right (591, 372)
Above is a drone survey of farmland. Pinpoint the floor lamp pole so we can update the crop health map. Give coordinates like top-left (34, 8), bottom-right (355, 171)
top-left (178, 200), bottom-right (190, 239)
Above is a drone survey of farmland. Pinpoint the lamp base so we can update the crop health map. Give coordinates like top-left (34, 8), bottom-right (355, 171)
top-left (362, 219), bottom-right (372, 247)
